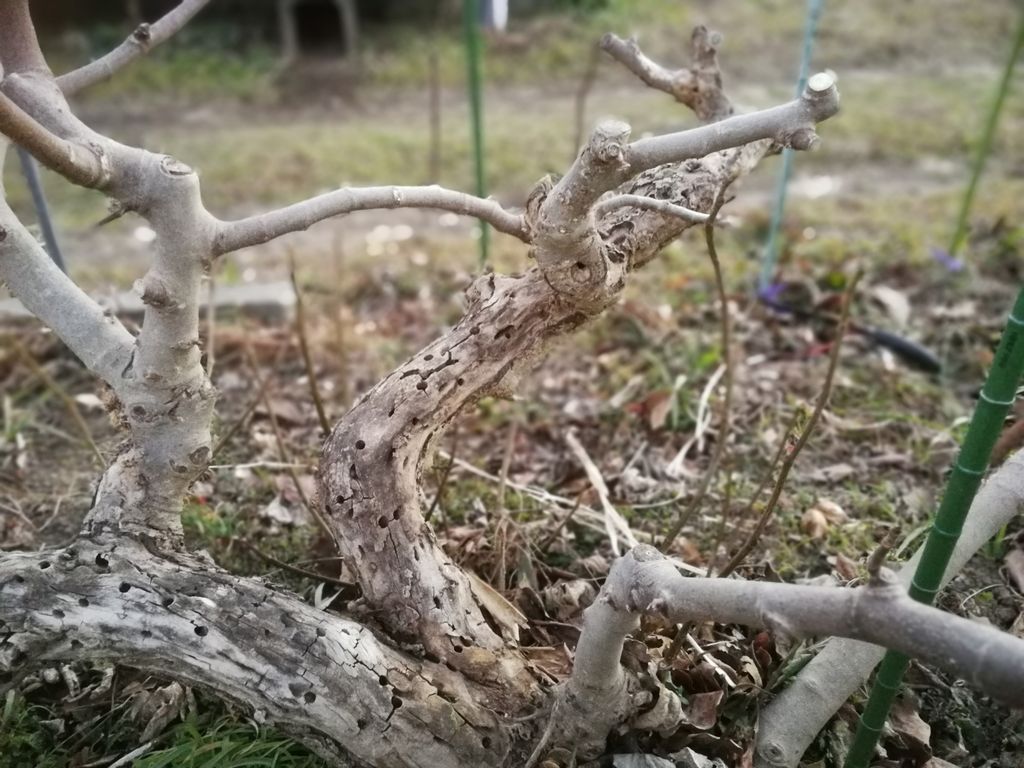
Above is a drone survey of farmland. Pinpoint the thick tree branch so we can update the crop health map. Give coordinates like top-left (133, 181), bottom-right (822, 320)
top-left (0, 541), bottom-right (513, 768)
top-left (57, 0), bottom-right (215, 95)
top-left (626, 76), bottom-right (832, 172)
top-left (754, 448), bottom-right (1024, 768)
top-left (552, 544), bottom-right (1024, 759)
top-left (0, 91), bottom-right (107, 187)
top-left (0, 0), bottom-right (49, 74)
top-left (214, 185), bottom-right (528, 255)
top-left (0, 194), bottom-right (135, 386)
top-left (320, 268), bottom-right (570, 688)
top-left (531, 74), bottom-right (836, 299)
top-left (2, 47), bottom-right (221, 543)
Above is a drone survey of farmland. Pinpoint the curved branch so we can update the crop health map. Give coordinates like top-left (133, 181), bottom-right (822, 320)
top-left (552, 545), bottom-right (1024, 758)
top-left (754, 447), bottom-right (1024, 768)
top-left (0, 196), bottom-right (135, 384)
top-left (0, 91), bottom-right (106, 187)
top-left (0, 0), bottom-right (48, 73)
top-left (625, 74), bottom-right (834, 173)
top-left (214, 185), bottom-right (529, 255)
top-left (57, 0), bottom-right (214, 95)
top-left (593, 193), bottom-right (709, 224)
top-left (601, 26), bottom-right (733, 121)
top-left (532, 74), bottom-right (837, 295)
top-left (0, 541), bottom-right (512, 768)
top-left (600, 33), bottom-right (677, 93)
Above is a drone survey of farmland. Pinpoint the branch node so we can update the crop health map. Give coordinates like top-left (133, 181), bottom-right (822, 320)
top-left (160, 155), bottom-right (194, 177)
top-left (592, 119), bottom-right (631, 165)
top-left (135, 278), bottom-right (172, 309)
top-left (132, 23), bottom-right (153, 45)
top-left (866, 530), bottom-right (899, 586)
top-left (787, 127), bottom-right (820, 152)
top-left (807, 71), bottom-right (837, 93)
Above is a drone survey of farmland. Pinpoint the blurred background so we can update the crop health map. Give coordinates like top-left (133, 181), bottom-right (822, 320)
top-left (2, 1), bottom-right (1024, 766)
top-left (6, 0), bottom-right (1023, 290)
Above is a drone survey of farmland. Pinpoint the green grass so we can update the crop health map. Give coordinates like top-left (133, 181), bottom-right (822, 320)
top-left (136, 716), bottom-right (327, 768)
top-left (0, 690), bottom-right (327, 768)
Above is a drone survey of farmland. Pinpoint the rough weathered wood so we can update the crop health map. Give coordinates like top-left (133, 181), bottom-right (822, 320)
top-left (321, 269), bottom-right (585, 689)
top-left (19, 4), bottom-right (997, 766)
top-left (0, 538), bottom-right (516, 767)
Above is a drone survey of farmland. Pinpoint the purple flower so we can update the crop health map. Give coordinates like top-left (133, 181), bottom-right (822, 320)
top-left (931, 247), bottom-right (965, 273)
top-left (757, 282), bottom-right (787, 303)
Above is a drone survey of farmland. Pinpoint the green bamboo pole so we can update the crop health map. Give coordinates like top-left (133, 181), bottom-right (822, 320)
top-left (844, 284), bottom-right (1024, 768)
top-left (462, 0), bottom-right (489, 267)
top-left (947, 9), bottom-right (1024, 260)
top-left (758, 0), bottom-right (825, 291)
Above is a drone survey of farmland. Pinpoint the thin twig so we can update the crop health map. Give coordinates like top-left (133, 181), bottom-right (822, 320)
top-left (537, 491), bottom-right (585, 553)
top-left (242, 344), bottom-right (337, 553)
top-left (594, 193), bottom-right (710, 224)
top-left (289, 252), bottom-right (331, 435)
top-left (330, 235), bottom-right (350, 407)
top-left (660, 187), bottom-right (734, 550)
top-left (571, 42), bottom-right (602, 161)
top-left (705, 465), bottom-right (734, 577)
top-left (236, 538), bottom-right (356, 593)
top-left (214, 186), bottom-right (529, 255)
top-left (866, 529), bottom-right (898, 583)
top-left (57, 0), bottom-right (215, 94)
top-left (425, 425), bottom-right (460, 523)
top-left (0, 91), bottom-right (104, 186)
top-left (210, 343), bottom-right (288, 461)
top-left (11, 336), bottom-right (106, 467)
top-left (717, 271), bottom-right (863, 577)
top-left (565, 430), bottom-right (638, 557)
top-left (497, 420), bottom-right (519, 509)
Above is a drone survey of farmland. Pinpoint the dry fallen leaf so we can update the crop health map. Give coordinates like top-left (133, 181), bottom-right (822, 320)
top-left (807, 462), bottom-right (857, 483)
top-left (683, 690), bottom-right (724, 731)
top-left (815, 498), bottom-right (848, 524)
top-left (801, 507), bottom-right (829, 540)
top-left (522, 646), bottom-right (573, 679)
top-left (831, 552), bottom-right (860, 582)
top-left (870, 285), bottom-right (912, 328)
top-left (541, 579), bottom-right (596, 622)
top-left (890, 697), bottom-right (931, 758)
top-left (467, 570), bottom-right (529, 643)
top-left (1004, 533), bottom-right (1024, 592)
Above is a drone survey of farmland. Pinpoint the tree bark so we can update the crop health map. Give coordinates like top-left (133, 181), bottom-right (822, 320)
top-left (21, 7), bottom-right (1015, 767)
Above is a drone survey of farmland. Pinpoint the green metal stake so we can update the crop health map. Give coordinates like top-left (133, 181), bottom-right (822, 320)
top-left (462, 0), bottom-right (489, 267)
top-left (844, 284), bottom-right (1024, 768)
top-left (758, 0), bottom-right (825, 291)
top-left (947, 9), bottom-right (1024, 260)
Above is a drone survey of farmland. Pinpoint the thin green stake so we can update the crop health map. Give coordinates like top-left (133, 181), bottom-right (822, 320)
top-left (462, 0), bottom-right (489, 267)
top-left (947, 9), bottom-right (1024, 260)
top-left (758, 0), bottom-right (825, 291)
top-left (845, 284), bottom-right (1024, 768)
